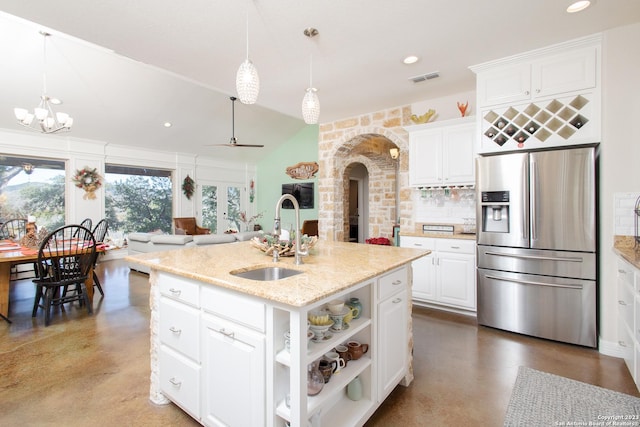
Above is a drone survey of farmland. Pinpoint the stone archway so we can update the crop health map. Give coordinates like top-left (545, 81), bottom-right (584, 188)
top-left (317, 107), bottom-right (414, 242)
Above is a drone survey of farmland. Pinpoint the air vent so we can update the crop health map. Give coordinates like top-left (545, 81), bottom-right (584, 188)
top-left (409, 71), bottom-right (440, 83)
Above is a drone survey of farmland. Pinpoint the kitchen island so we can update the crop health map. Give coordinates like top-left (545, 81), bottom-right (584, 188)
top-left (128, 240), bottom-right (429, 427)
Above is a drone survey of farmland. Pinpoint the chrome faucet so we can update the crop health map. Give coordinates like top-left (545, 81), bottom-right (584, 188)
top-left (273, 194), bottom-right (307, 265)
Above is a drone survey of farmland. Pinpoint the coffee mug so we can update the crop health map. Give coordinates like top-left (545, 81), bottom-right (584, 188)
top-left (324, 351), bottom-right (346, 374)
top-left (335, 344), bottom-right (352, 366)
top-left (318, 359), bottom-right (334, 383)
top-left (347, 341), bottom-right (369, 360)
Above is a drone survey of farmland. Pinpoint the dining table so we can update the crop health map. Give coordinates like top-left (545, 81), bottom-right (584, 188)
top-left (0, 240), bottom-right (100, 320)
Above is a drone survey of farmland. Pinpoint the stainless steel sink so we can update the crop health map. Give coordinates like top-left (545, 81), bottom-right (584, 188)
top-left (230, 266), bottom-right (303, 281)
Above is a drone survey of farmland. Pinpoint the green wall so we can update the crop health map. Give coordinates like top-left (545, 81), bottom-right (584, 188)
top-left (256, 125), bottom-right (319, 233)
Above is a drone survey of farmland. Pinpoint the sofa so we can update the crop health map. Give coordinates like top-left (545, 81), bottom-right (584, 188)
top-left (127, 230), bottom-right (262, 273)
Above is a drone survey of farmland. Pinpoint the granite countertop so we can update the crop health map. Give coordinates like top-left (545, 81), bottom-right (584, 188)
top-left (126, 240), bottom-right (429, 307)
top-left (613, 235), bottom-right (640, 270)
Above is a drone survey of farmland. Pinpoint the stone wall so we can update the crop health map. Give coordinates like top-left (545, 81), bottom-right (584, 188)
top-left (318, 105), bottom-right (415, 242)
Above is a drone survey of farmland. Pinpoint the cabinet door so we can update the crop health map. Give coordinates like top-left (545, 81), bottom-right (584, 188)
top-left (437, 252), bottom-right (476, 310)
top-left (378, 288), bottom-right (408, 401)
top-left (532, 46), bottom-right (596, 99)
top-left (476, 62), bottom-right (531, 107)
top-left (443, 123), bottom-right (476, 185)
top-left (409, 129), bottom-right (442, 186)
top-left (201, 313), bottom-right (265, 427)
top-left (400, 237), bottom-right (436, 302)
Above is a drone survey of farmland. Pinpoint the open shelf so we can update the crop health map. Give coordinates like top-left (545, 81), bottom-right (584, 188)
top-left (275, 316), bottom-right (371, 367)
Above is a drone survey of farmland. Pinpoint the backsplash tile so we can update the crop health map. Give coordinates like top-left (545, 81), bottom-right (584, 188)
top-left (614, 192), bottom-right (640, 236)
top-left (414, 188), bottom-right (476, 225)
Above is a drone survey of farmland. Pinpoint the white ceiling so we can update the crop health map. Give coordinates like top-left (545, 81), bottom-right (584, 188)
top-left (0, 1), bottom-right (638, 164)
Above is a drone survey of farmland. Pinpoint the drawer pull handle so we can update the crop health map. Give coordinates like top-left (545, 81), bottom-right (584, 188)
top-left (392, 298), bottom-right (402, 304)
top-left (619, 269), bottom-right (627, 274)
top-left (619, 341), bottom-right (627, 347)
top-left (392, 280), bottom-right (402, 286)
top-left (169, 288), bottom-right (182, 296)
top-left (169, 326), bottom-right (182, 334)
top-left (218, 328), bottom-right (235, 339)
top-left (619, 300), bottom-right (627, 306)
top-left (450, 246), bottom-right (460, 249)
top-left (413, 243), bottom-right (423, 247)
top-left (169, 377), bottom-right (182, 387)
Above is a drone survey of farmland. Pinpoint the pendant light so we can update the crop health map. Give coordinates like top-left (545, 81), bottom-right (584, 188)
top-left (236, 4), bottom-right (259, 104)
top-left (301, 27), bottom-right (320, 125)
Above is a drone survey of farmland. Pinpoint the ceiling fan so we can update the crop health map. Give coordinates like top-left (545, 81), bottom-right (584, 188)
top-left (208, 96), bottom-right (264, 148)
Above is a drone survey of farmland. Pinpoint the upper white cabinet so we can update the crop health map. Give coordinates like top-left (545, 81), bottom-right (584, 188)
top-left (407, 116), bottom-right (476, 187)
top-left (470, 34), bottom-right (601, 154)
top-left (476, 46), bottom-right (597, 107)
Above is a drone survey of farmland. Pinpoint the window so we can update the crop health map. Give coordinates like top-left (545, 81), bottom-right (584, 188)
top-left (0, 155), bottom-right (65, 231)
top-left (105, 165), bottom-right (173, 234)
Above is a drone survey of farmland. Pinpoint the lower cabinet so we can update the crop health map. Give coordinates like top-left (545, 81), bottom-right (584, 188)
top-left (377, 286), bottom-right (408, 400)
top-left (400, 236), bottom-right (476, 311)
top-left (617, 257), bottom-right (638, 383)
top-left (201, 313), bottom-right (265, 427)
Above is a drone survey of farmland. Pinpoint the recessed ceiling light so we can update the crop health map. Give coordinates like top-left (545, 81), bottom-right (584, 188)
top-left (49, 98), bottom-right (62, 105)
top-left (567, 0), bottom-right (591, 13)
top-left (403, 55), bottom-right (419, 65)
top-left (163, 122), bottom-right (172, 128)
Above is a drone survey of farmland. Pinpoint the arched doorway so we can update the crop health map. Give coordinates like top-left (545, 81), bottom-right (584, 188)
top-left (317, 106), bottom-right (412, 242)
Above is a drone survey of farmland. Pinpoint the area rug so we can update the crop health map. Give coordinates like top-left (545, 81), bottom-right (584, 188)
top-left (504, 366), bottom-right (640, 426)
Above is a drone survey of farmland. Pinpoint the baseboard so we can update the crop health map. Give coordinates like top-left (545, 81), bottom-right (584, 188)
top-left (412, 300), bottom-right (477, 317)
top-left (598, 338), bottom-right (626, 358)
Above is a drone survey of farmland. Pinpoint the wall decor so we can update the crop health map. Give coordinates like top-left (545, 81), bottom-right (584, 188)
top-left (457, 101), bottom-right (469, 117)
top-left (72, 167), bottom-right (102, 200)
top-left (182, 175), bottom-right (195, 200)
top-left (410, 109), bottom-right (436, 124)
top-left (285, 161), bottom-right (319, 180)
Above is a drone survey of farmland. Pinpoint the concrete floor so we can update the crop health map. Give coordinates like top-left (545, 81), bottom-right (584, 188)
top-left (1, 259), bottom-right (637, 426)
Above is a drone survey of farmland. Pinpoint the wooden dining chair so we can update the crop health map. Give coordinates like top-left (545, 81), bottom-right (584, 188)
top-left (32, 225), bottom-right (96, 326)
top-left (90, 219), bottom-right (109, 296)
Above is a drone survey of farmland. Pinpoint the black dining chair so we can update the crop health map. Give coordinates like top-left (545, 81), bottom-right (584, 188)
top-left (90, 219), bottom-right (109, 296)
top-left (32, 224), bottom-right (96, 326)
top-left (0, 218), bottom-right (27, 241)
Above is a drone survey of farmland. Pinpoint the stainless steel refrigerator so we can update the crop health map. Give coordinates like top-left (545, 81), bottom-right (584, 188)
top-left (476, 146), bottom-right (597, 348)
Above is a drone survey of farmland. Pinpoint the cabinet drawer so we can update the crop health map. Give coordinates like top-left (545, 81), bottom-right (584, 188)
top-left (159, 345), bottom-right (200, 419)
top-left (400, 236), bottom-right (435, 250)
top-left (435, 238), bottom-right (475, 254)
top-left (159, 297), bottom-right (200, 361)
top-left (201, 285), bottom-right (265, 332)
top-left (159, 273), bottom-right (200, 308)
top-left (378, 267), bottom-right (407, 301)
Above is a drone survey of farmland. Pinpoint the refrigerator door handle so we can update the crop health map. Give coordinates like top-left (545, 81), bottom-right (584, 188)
top-left (522, 160), bottom-right (529, 241)
top-left (485, 251), bottom-right (584, 263)
top-left (530, 160), bottom-right (537, 241)
top-left (484, 275), bottom-right (583, 290)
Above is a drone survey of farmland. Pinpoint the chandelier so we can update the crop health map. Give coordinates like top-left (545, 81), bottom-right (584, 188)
top-left (301, 28), bottom-right (320, 125)
top-left (14, 31), bottom-right (73, 134)
top-left (236, 5), bottom-right (259, 104)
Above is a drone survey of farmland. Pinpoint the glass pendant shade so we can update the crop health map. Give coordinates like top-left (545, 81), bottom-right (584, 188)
top-left (302, 88), bottom-right (320, 124)
top-left (236, 59), bottom-right (260, 104)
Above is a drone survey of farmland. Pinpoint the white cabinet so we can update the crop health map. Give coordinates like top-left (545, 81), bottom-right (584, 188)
top-left (617, 257), bottom-right (637, 380)
top-left (407, 116), bottom-right (476, 187)
top-left (475, 46), bottom-right (597, 108)
top-left (470, 34), bottom-right (601, 153)
top-left (399, 236), bottom-right (436, 301)
top-left (158, 275), bottom-right (201, 419)
top-left (401, 236), bottom-right (476, 311)
top-left (201, 313), bottom-right (265, 427)
top-left (377, 269), bottom-right (408, 400)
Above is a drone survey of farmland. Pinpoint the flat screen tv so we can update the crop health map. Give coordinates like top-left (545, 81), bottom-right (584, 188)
top-left (281, 182), bottom-right (314, 209)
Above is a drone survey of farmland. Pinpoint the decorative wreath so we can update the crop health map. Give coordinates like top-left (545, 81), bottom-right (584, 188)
top-left (182, 175), bottom-right (195, 200)
top-left (72, 167), bottom-right (102, 200)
